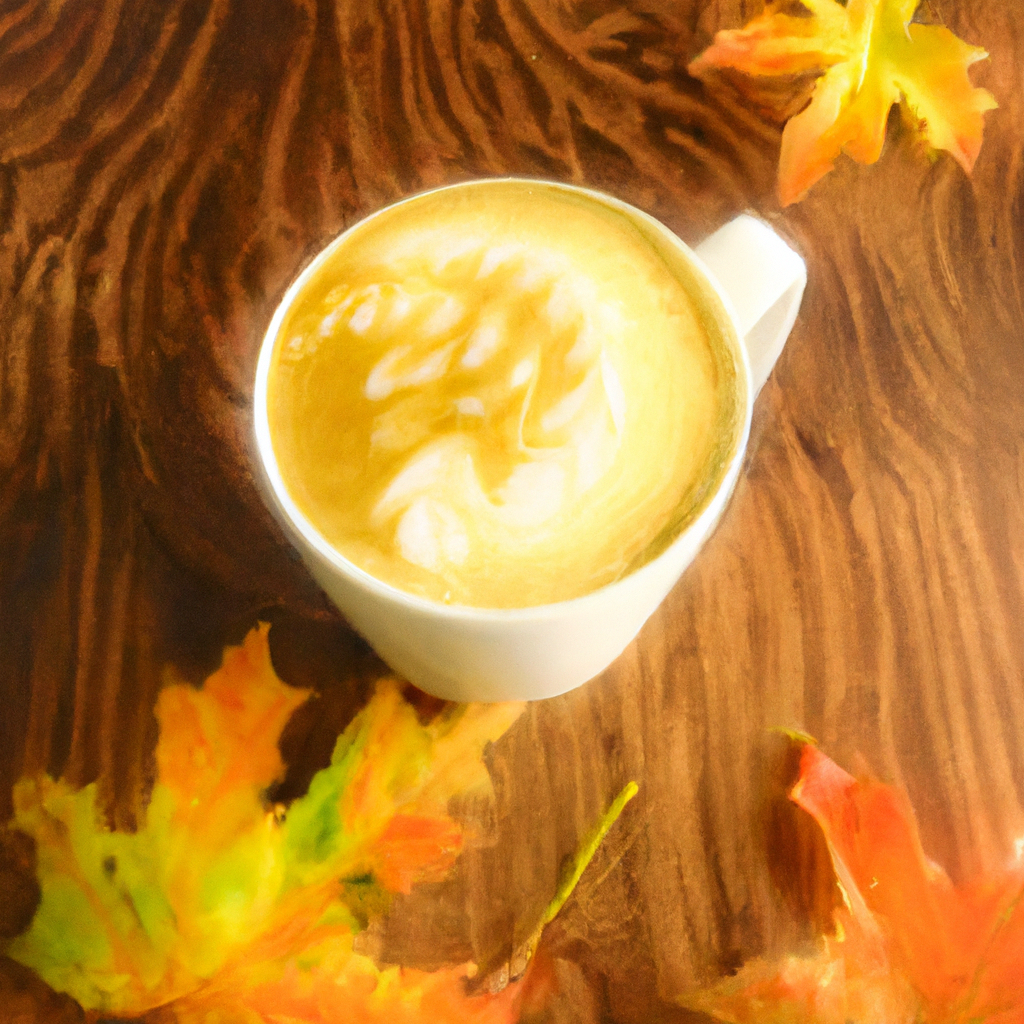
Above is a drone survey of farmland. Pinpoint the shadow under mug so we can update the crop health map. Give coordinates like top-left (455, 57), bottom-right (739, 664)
top-left (253, 180), bottom-right (806, 703)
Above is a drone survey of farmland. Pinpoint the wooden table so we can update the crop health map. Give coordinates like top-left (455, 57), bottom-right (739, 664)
top-left (2, 0), bottom-right (1022, 1020)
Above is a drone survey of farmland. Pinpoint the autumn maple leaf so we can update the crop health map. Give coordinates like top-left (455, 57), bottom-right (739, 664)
top-left (682, 744), bottom-right (1024, 1024)
top-left (4, 624), bottom-right (638, 1024)
top-left (2, 625), bottom-right (526, 1020)
top-left (689, 0), bottom-right (998, 204)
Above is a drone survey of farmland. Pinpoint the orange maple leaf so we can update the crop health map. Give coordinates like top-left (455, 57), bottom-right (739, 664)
top-left (689, 0), bottom-right (997, 204)
top-left (167, 933), bottom-right (540, 1024)
top-left (682, 744), bottom-right (1024, 1024)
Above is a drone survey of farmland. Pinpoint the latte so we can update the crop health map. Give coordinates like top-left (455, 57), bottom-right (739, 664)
top-left (266, 181), bottom-right (738, 608)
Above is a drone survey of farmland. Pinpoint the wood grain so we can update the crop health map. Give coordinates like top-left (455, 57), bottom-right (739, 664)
top-left (2, 0), bottom-right (1023, 1019)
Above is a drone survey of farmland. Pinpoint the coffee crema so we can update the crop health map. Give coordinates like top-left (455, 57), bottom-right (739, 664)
top-left (266, 181), bottom-right (738, 608)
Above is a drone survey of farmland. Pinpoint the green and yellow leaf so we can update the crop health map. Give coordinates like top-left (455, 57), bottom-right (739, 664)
top-left (4, 625), bottom-right (526, 1019)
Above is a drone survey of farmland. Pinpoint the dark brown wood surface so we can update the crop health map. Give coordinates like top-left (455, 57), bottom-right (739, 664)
top-left (1, 0), bottom-right (1022, 1019)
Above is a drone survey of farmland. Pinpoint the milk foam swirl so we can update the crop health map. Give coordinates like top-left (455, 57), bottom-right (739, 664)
top-left (268, 183), bottom-right (728, 607)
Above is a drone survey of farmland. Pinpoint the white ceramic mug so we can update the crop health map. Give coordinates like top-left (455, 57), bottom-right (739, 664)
top-left (254, 180), bottom-right (805, 703)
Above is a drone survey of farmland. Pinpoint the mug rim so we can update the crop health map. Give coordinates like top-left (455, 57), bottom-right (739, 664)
top-left (253, 176), bottom-right (754, 623)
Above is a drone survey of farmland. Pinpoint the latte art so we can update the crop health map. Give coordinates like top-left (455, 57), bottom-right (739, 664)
top-left (267, 182), bottom-right (736, 607)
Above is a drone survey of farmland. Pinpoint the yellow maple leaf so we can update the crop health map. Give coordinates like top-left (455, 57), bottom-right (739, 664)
top-left (689, 0), bottom-right (997, 204)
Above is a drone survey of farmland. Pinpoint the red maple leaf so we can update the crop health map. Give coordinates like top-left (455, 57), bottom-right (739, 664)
top-left (683, 745), bottom-right (1024, 1024)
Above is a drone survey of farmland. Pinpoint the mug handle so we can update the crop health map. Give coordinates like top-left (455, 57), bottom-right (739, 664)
top-left (694, 215), bottom-right (806, 395)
